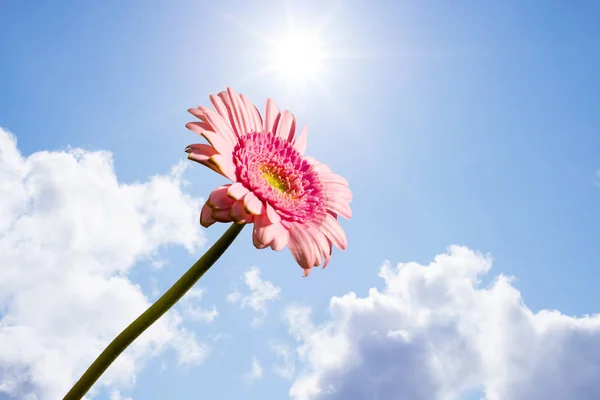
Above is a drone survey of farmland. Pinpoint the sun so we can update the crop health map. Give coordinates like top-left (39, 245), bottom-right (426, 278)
top-left (267, 29), bottom-right (326, 85)
top-left (222, 6), bottom-right (364, 97)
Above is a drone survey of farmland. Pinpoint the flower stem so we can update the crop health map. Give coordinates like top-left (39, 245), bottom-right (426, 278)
top-left (63, 223), bottom-right (245, 400)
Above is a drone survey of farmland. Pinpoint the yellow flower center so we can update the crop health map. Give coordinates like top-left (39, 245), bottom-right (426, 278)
top-left (261, 166), bottom-right (289, 193)
top-left (262, 171), bottom-right (288, 193)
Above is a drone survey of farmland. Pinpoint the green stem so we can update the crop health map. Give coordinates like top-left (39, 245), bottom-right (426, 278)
top-left (63, 223), bottom-right (245, 400)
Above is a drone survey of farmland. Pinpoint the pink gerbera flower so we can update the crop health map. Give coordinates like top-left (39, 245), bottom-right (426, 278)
top-left (185, 88), bottom-right (351, 276)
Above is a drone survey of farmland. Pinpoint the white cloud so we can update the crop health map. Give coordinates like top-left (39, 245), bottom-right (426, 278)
top-left (151, 259), bottom-right (168, 270)
top-left (186, 306), bottom-right (219, 323)
top-left (284, 246), bottom-right (600, 400)
top-left (180, 288), bottom-right (219, 323)
top-left (270, 342), bottom-right (296, 380)
top-left (110, 390), bottom-right (133, 400)
top-left (0, 129), bottom-right (208, 399)
top-left (228, 266), bottom-right (280, 327)
top-left (226, 292), bottom-right (242, 303)
top-left (170, 329), bottom-right (210, 365)
top-left (243, 356), bottom-right (263, 384)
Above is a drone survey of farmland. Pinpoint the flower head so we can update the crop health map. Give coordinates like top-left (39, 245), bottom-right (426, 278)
top-left (186, 88), bottom-right (351, 276)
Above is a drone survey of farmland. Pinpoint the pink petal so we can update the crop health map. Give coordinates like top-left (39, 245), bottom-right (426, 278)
top-left (201, 130), bottom-right (234, 156)
top-left (285, 115), bottom-right (298, 142)
top-left (186, 145), bottom-right (222, 175)
top-left (200, 202), bottom-right (216, 228)
top-left (212, 208), bottom-right (233, 223)
top-left (265, 203), bottom-right (281, 224)
top-left (185, 121), bottom-right (212, 135)
top-left (293, 125), bottom-right (308, 154)
top-left (271, 113), bottom-right (281, 137)
top-left (226, 87), bottom-right (251, 138)
top-left (254, 105), bottom-right (263, 130)
top-left (252, 228), bottom-right (268, 249)
top-left (323, 182), bottom-right (353, 202)
top-left (275, 110), bottom-right (296, 142)
top-left (326, 196), bottom-right (352, 219)
top-left (306, 224), bottom-right (330, 266)
top-left (318, 213), bottom-right (347, 250)
top-left (217, 91), bottom-right (234, 123)
top-left (253, 214), bottom-right (279, 247)
top-left (185, 143), bottom-right (218, 162)
top-left (263, 98), bottom-right (280, 134)
top-left (241, 93), bottom-right (262, 133)
top-left (227, 182), bottom-right (249, 200)
top-left (197, 106), bottom-right (238, 145)
top-left (322, 240), bottom-right (333, 269)
top-left (306, 157), bottom-right (332, 174)
top-left (319, 170), bottom-right (349, 186)
top-left (209, 94), bottom-right (234, 130)
top-left (208, 154), bottom-right (237, 181)
top-left (188, 156), bottom-right (222, 175)
top-left (280, 219), bottom-right (293, 230)
top-left (207, 185), bottom-right (235, 209)
top-left (243, 192), bottom-right (264, 215)
top-left (288, 224), bottom-right (318, 269)
top-left (229, 199), bottom-right (254, 224)
top-left (188, 107), bottom-right (209, 122)
top-left (269, 223), bottom-right (290, 251)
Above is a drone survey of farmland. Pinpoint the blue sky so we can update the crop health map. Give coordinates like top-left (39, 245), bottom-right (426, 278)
top-left (1, 1), bottom-right (600, 399)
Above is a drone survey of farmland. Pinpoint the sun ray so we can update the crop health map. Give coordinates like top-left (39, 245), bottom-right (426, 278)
top-left (219, 2), bottom-right (371, 108)
top-left (266, 28), bottom-right (327, 85)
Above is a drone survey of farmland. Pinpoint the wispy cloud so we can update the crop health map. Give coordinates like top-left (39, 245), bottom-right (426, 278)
top-left (181, 288), bottom-right (219, 323)
top-left (270, 342), bottom-right (296, 380)
top-left (243, 356), bottom-right (263, 384)
top-left (110, 390), bottom-right (134, 400)
top-left (228, 266), bottom-right (281, 327)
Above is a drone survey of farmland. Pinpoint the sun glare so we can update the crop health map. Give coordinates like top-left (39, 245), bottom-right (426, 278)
top-left (268, 30), bottom-right (326, 85)
top-left (224, 6), bottom-right (365, 103)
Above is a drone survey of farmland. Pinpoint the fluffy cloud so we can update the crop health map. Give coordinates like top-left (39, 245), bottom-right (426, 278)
top-left (228, 266), bottom-right (280, 327)
top-left (0, 129), bottom-right (207, 399)
top-left (284, 246), bottom-right (600, 400)
top-left (243, 356), bottom-right (263, 384)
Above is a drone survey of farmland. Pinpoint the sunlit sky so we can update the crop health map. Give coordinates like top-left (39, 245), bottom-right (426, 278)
top-left (1, 1), bottom-right (600, 399)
